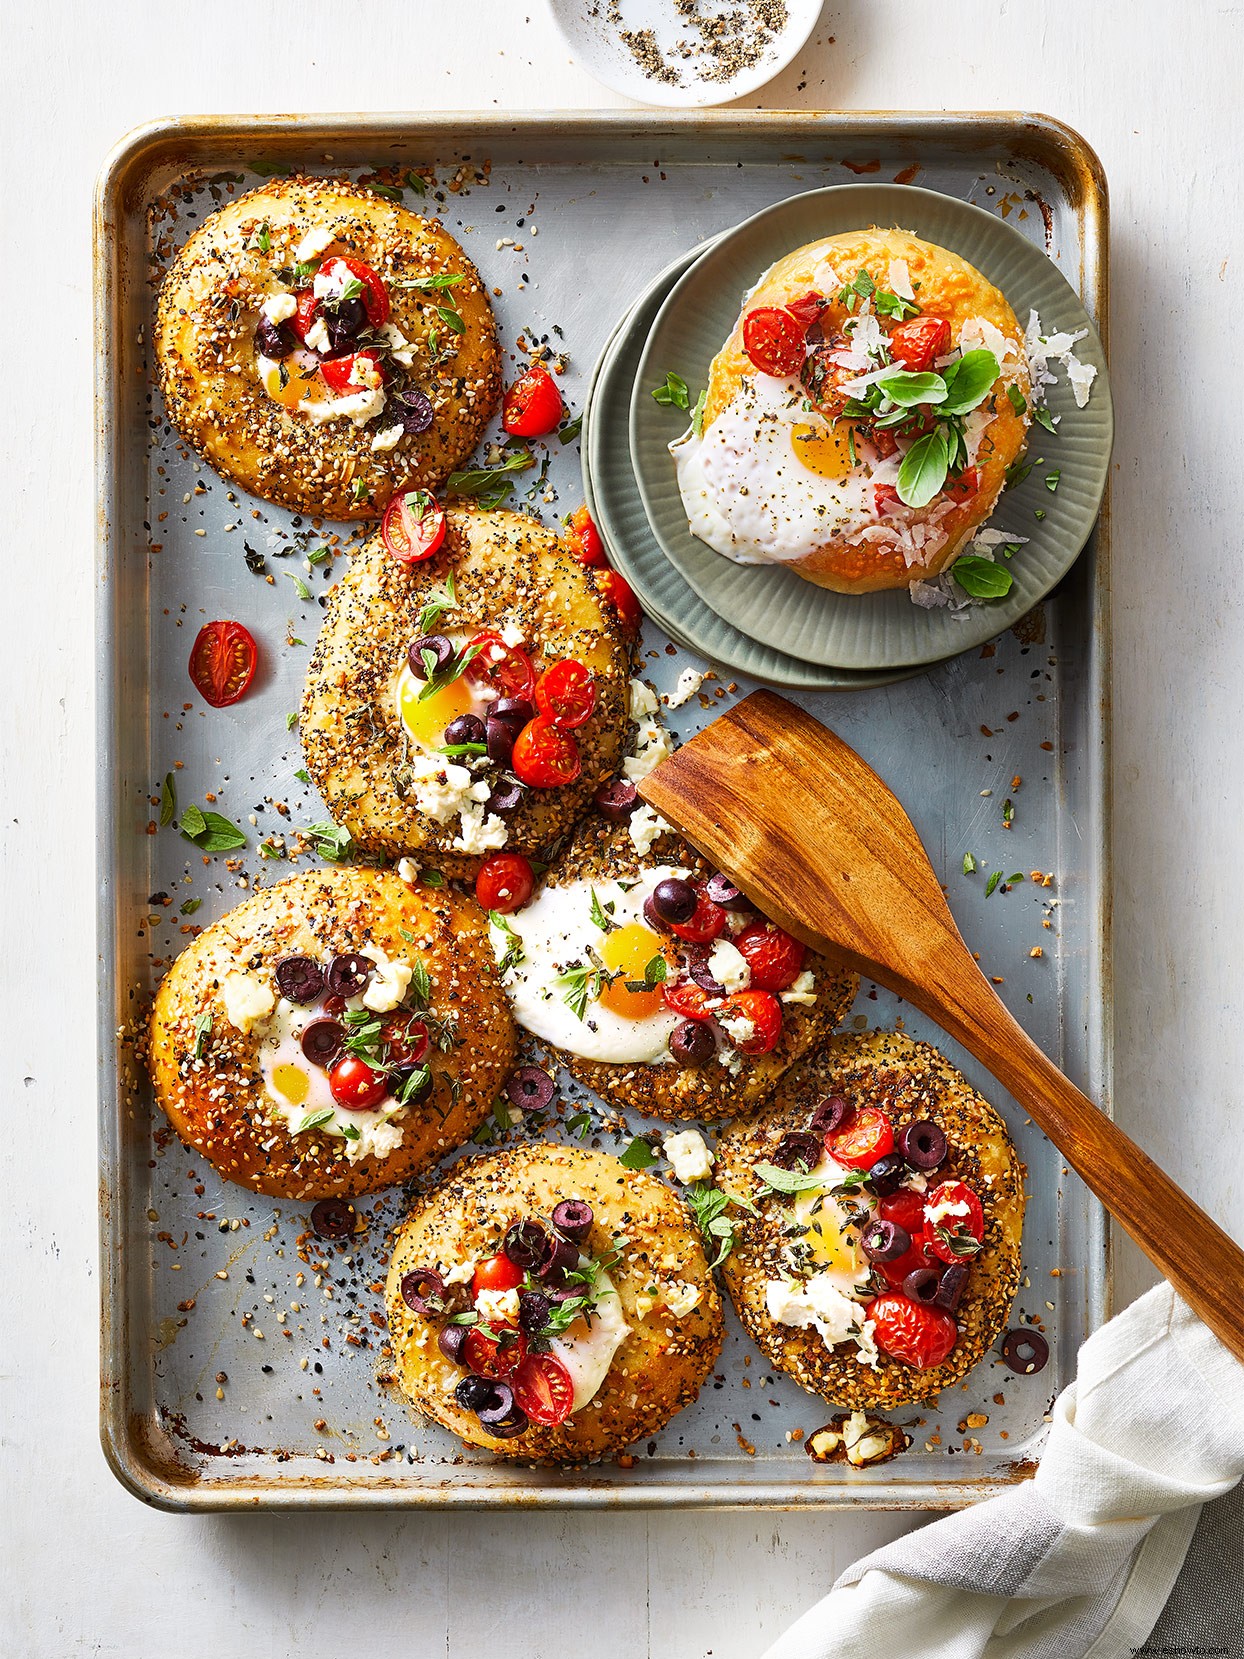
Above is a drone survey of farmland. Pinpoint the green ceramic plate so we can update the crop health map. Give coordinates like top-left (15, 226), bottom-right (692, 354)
top-left (628, 183), bottom-right (1113, 671)
top-left (584, 243), bottom-right (910, 691)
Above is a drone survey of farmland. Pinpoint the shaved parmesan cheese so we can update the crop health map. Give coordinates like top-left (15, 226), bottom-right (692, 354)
top-left (886, 258), bottom-right (915, 300)
top-left (959, 315), bottom-right (1021, 365)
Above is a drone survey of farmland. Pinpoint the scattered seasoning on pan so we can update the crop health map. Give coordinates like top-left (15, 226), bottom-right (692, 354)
top-left (594, 0), bottom-right (792, 88)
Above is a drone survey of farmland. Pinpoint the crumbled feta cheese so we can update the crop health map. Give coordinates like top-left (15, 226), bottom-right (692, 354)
top-left (667, 667), bottom-right (705, 708)
top-left (312, 259), bottom-right (349, 301)
top-left (708, 938), bottom-right (751, 993)
top-left (629, 803), bottom-right (670, 856)
top-left (843, 1409), bottom-right (892, 1466)
top-left (925, 1194), bottom-right (971, 1227)
top-left (453, 803), bottom-right (508, 855)
top-left (300, 386), bottom-right (386, 428)
top-left (377, 321), bottom-right (415, 368)
top-left (498, 620), bottom-right (526, 648)
top-left (623, 718), bottom-right (674, 782)
top-left (370, 423), bottom-right (405, 453)
top-left (442, 1259), bottom-right (476, 1287)
top-left (261, 291), bottom-right (298, 325)
top-left (766, 1274), bottom-right (878, 1365)
top-left (663, 1281), bottom-right (703, 1319)
top-left (295, 225), bottom-right (337, 264)
top-left (475, 1287), bottom-right (521, 1325)
top-left (359, 947), bottom-right (413, 1013)
top-left (780, 968), bottom-right (817, 1006)
top-left (663, 1129), bottom-right (714, 1184)
top-left (220, 972), bottom-right (275, 1035)
top-left (719, 1046), bottom-right (743, 1076)
top-left (718, 1009), bottom-right (756, 1048)
top-left (302, 316), bottom-right (331, 353)
top-left (343, 1117), bottom-right (405, 1163)
top-left (628, 678), bottom-right (658, 721)
top-left (350, 355), bottom-right (383, 391)
top-left (397, 857), bottom-right (420, 887)
top-left (409, 753), bottom-right (477, 824)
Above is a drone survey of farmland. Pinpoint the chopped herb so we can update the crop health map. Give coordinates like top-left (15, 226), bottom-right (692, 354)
top-left (296, 1106), bottom-right (335, 1133)
top-left (691, 387), bottom-right (708, 436)
top-left (415, 641), bottom-right (484, 703)
top-left (1004, 457), bottom-right (1035, 491)
top-left (351, 478), bottom-right (369, 504)
top-left (394, 1065), bottom-right (432, 1105)
top-left (962, 851), bottom-right (977, 875)
top-left (651, 371), bottom-right (690, 411)
top-left (159, 773), bottom-right (177, 827)
top-left (932, 1224), bottom-right (983, 1259)
top-left (369, 181), bottom-right (402, 203)
top-left (303, 820), bottom-right (353, 863)
top-left (1045, 470), bottom-right (1061, 492)
top-left (399, 272), bottom-right (465, 290)
top-left (874, 287), bottom-right (920, 321)
top-left (446, 451), bottom-right (535, 509)
top-left (258, 840), bottom-right (285, 860)
top-left (488, 911), bottom-right (525, 974)
top-left (1007, 872), bottom-right (1025, 885)
top-left (286, 711), bottom-right (299, 731)
top-left (339, 1122), bottom-right (361, 1142)
top-left (753, 1162), bottom-right (831, 1195)
top-left (422, 868), bottom-right (445, 888)
top-left (406, 171), bottom-right (428, 196)
top-left (285, 571), bottom-right (312, 601)
top-left (1034, 507), bottom-right (1046, 521)
top-left (952, 555), bottom-right (1013, 599)
top-left (1033, 404), bottom-right (1057, 433)
top-left (685, 1182), bottom-right (757, 1269)
top-left (307, 545), bottom-right (331, 566)
top-left (243, 542), bottom-right (266, 575)
top-left (436, 305), bottom-right (466, 336)
top-left (179, 897), bottom-right (201, 916)
top-left (985, 870), bottom-right (1002, 898)
top-left (192, 1011), bottom-right (212, 1059)
top-left (643, 953), bottom-right (667, 988)
top-left (416, 572), bottom-right (457, 635)
top-left (1003, 799), bottom-right (1015, 826)
top-left (1007, 383), bottom-right (1027, 415)
top-left (556, 950), bottom-right (617, 1020)
top-left (437, 741), bottom-right (487, 757)
top-left (557, 414), bottom-right (583, 444)
top-left (179, 805), bottom-right (247, 853)
top-left (249, 160), bottom-right (289, 178)
top-left (255, 223), bottom-right (272, 253)
top-left (588, 888), bottom-right (616, 932)
top-left (408, 960), bottom-right (430, 1005)
top-left (294, 767), bottom-right (311, 786)
top-left (619, 1136), bottom-right (659, 1170)
top-left (566, 1111), bottom-right (593, 1140)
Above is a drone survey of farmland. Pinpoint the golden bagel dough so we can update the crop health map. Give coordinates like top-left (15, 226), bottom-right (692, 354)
top-left (300, 507), bottom-right (632, 873)
top-left (148, 868), bottom-right (516, 1199)
top-left (512, 820), bottom-right (858, 1123)
top-left (716, 1032), bottom-right (1025, 1409)
top-left (154, 177), bottom-right (500, 519)
top-left (385, 1143), bottom-right (724, 1461)
top-left (702, 227), bottom-right (1031, 593)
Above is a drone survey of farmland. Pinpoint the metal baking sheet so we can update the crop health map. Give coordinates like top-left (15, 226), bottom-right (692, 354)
top-left (95, 111), bottom-right (1111, 1510)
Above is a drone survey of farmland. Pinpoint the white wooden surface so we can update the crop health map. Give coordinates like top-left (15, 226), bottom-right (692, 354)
top-left (4, 2), bottom-right (1243, 1653)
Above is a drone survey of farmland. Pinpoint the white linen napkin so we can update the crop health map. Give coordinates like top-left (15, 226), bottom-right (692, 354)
top-left (762, 1283), bottom-right (1244, 1659)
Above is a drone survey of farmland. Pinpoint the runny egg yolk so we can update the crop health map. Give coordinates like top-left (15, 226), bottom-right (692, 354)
top-left (271, 1062), bottom-right (310, 1105)
top-left (790, 421), bottom-right (857, 482)
top-left (398, 669), bottom-right (477, 750)
top-left (261, 359), bottom-right (332, 411)
top-left (796, 1188), bottom-right (868, 1286)
top-left (597, 923), bottom-right (669, 1019)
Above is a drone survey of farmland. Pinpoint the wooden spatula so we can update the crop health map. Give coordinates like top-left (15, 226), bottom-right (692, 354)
top-left (640, 688), bottom-right (1244, 1362)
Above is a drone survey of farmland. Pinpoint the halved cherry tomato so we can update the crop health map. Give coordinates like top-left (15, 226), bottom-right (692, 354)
top-left (320, 347), bottom-right (385, 394)
top-left (381, 490), bottom-right (447, 563)
top-left (535, 659), bottom-right (597, 730)
top-left (566, 505), bottom-right (607, 568)
top-left (717, 989), bottom-right (783, 1055)
top-left (875, 1189), bottom-right (936, 1288)
top-left (472, 1254), bottom-right (524, 1296)
top-left (887, 316), bottom-right (952, 373)
top-left (328, 1054), bottom-right (389, 1112)
top-left (873, 481), bottom-right (903, 515)
top-left (742, 306), bottom-right (806, 376)
top-left (476, 852), bottom-right (535, 913)
top-left (943, 466), bottom-right (980, 503)
top-left (291, 288), bottom-right (320, 343)
top-left (188, 620), bottom-right (258, 708)
top-left (511, 717), bottom-right (582, 789)
top-left (513, 1353), bottom-right (575, 1425)
top-left (824, 1105), bottom-right (895, 1170)
top-left (594, 569), bottom-right (642, 631)
top-left (668, 891), bottom-right (727, 945)
top-left (464, 632), bottom-right (537, 701)
top-left (734, 920), bottom-right (806, 991)
top-left (661, 979), bottom-right (718, 1020)
top-left (503, 363), bottom-right (564, 437)
top-left (328, 255), bottom-right (390, 327)
top-left (463, 1321), bottom-right (528, 1380)
top-left (379, 1014), bottom-right (428, 1067)
top-left (923, 1181), bottom-right (985, 1265)
top-left (784, 290), bottom-right (829, 330)
top-left (867, 1294), bottom-right (958, 1369)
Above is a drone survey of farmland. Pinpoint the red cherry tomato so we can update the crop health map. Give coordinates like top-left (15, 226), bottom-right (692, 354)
top-left (511, 717), bottom-right (582, 789)
top-left (784, 290), bottom-right (829, 330)
top-left (464, 632), bottom-right (537, 701)
top-left (379, 1014), bottom-right (428, 1068)
top-left (328, 255), bottom-right (390, 327)
top-left (923, 1181), bottom-right (985, 1265)
top-left (188, 620), bottom-right (258, 708)
top-left (873, 482), bottom-right (903, 516)
top-left (328, 1055), bottom-right (389, 1112)
top-left (661, 979), bottom-right (718, 1020)
top-left (381, 490), bottom-right (447, 563)
top-left (943, 466), bottom-right (980, 503)
top-left (512, 1353), bottom-right (575, 1426)
top-left (535, 660), bottom-right (597, 731)
top-left (566, 505), bottom-right (607, 568)
top-left (320, 347), bottom-right (385, 394)
top-left (875, 1189), bottom-right (937, 1288)
top-left (472, 1254), bottom-right (524, 1296)
top-left (463, 1321), bottom-right (528, 1380)
top-left (717, 989), bottom-right (783, 1055)
top-left (824, 1105), bottom-right (895, 1170)
top-left (668, 891), bottom-right (727, 945)
top-left (291, 288), bottom-right (320, 342)
top-left (888, 316), bottom-right (952, 373)
top-left (734, 920), bottom-right (806, 991)
top-left (867, 1294), bottom-right (958, 1369)
top-left (594, 568), bottom-right (642, 631)
top-left (502, 363), bottom-right (564, 437)
top-left (476, 853), bottom-right (535, 914)
top-left (742, 307), bottom-right (806, 376)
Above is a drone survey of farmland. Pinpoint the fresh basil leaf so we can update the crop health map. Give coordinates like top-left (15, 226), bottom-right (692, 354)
top-left (644, 954), bottom-right (668, 988)
top-left (1006, 383), bottom-right (1027, 415)
top-left (896, 427), bottom-right (950, 509)
top-left (160, 773), bottom-right (177, 827)
top-left (436, 305), bottom-right (466, 335)
top-left (294, 767), bottom-right (310, 786)
top-left (557, 414), bottom-right (583, 444)
top-left (952, 555), bottom-right (1014, 599)
top-left (437, 741), bottom-right (487, 757)
top-left (985, 870), bottom-right (1002, 897)
top-left (652, 371), bottom-right (690, 410)
top-left (1045, 470), bottom-right (1061, 492)
top-left (619, 1136), bottom-right (659, 1170)
top-left (753, 1161), bottom-right (830, 1195)
top-left (303, 820), bottom-right (352, 863)
top-left (180, 809), bottom-right (248, 853)
top-left (876, 370), bottom-right (947, 408)
top-left (1033, 403), bottom-right (1057, 433)
top-left (962, 852), bottom-right (976, 875)
top-left (297, 1106), bottom-right (336, 1132)
top-left (939, 349), bottom-right (1000, 415)
top-left (446, 452), bottom-right (535, 502)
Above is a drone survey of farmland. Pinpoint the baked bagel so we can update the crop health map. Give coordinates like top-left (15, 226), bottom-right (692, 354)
top-left (673, 227), bottom-right (1031, 593)
top-left (300, 507), bottom-right (633, 873)
top-left (154, 176), bottom-right (500, 519)
top-left (715, 1032), bottom-right (1025, 1408)
top-left (385, 1143), bottom-right (724, 1461)
top-left (486, 820), bottom-right (858, 1122)
top-left (148, 867), bottom-right (516, 1198)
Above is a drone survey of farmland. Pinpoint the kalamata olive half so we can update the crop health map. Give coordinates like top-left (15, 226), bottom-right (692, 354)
top-left (300, 1018), bottom-right (344, 1068)
top-left (537, 1232), bottom-right (579, 1284)
top-left (651, 877), bottom-right (697, 924)
top-left (902, 1267), bottom-right (942, 1304)
top-left (487, 777), bottom-right (526, 816)
top-left (933, 1263), bottom-right (970, 1313)
top-left (276, 953), bottom-right (327, 1005)
top-left (437, 1323), bottom-right (469, 1364)
top-left (454, 1373), bottom-right (496, 1412)
top-left (492, 696), bottom-right (536, 727)
top-left (1000, 1328), bottom-right (1050, 1374)
top-left (704, 871), bottom-right (752, 911)
top-left (389, 1063), bottom-right (432, 1105)
top-left (485, 714), bottom-right (519, 768)
top-left (503, 1218), bottom-right (549, 1271)
top-left (863, 1153), bottom-right (907, 1197)
top-left (899, 1120), bottom-right (948, 1171)
top-left (309, 1198), bottom-right (355, 1240)
top-left (475, 1381), bottom-right (529, 1437)
top-left (505, 1066), bottom-right (555, 1111)
top-left (670, 1019), bottom-right (715, 1068)
top-left (323, 294), bottom-right (366, 350)
top-left (861, 1219), bottom-right (911, 1263)
top-left (408, 634), bottom-right (454, 677)
top-left (327, 952), bottom-right (372, 998)
top-left (254, 316), bottom-right (296, 360)
top-left (551, 1199), bottom-right (593, 1242)
top-left (810, 1096), bottom-right (850, 1136)
top-left (444, 713), bottom-right (486, 748)
top-left (400, 1267), bottom-right (446, 1317)
top-left (518, 1289), bottom-right (551, 1334)
top-left (594, 778), bottom-right (638, 822)
top-left (686, 949), bottom-right (725, 996)
top-left (398, 387), bottom-right (435, 435)
top-left (771, 1130), bottom-right (822, 1171)
top-left (642, 895), bottom-right (672, 935)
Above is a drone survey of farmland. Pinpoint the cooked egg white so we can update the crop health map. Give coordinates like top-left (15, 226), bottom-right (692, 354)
top-left (257, 995), bottom-right (405, 1163)
top-left (548, 1273), bottom-right (630, 1411)
top-left (788, 1154), bottom-right (875, 1298)
top-left (489, 872), bottom-right (689, 1063)
top-left (393, 633), bottom-right (499, 754)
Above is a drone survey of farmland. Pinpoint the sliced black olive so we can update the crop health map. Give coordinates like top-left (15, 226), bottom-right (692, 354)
top-left (551, 1199), bottom-right (593, 1242)
top-left (771, 1130), bottom-right (821, 1171)
top-left (899, 1120), bottom-right (948, 1171)
top-left (408, 634), bottom-right (454, 677)
top-left (594, 779), bottom-right (639, 822)
top-left (861, 1219), bottom-right (911, 1263)
top-left (902, 1266), bottom-right (941, 1304)
top-left (309, 1198), bottom-right (355, 1241)
top-left (810, 1096), bottom-right (850, 1136)
top-left (504, 1066), bottom-right (555, 1110)
top-left (275, 954), bottom-right (326, 1005)
top-left (1000, 1328), bottom-right (1050, 1374)
top-left (503, 1219), bottom-right (549, 1271)
top-left (400, 1267), bottom-right (446, 1317)
top-left (704, 872), bottom-right (752, 911)
top-left (398, 388), bottom-right (435, 435)
top-left (437, 1323), bottom-right (469, 1363)
top-left (326, 952), bottom-right (371, 998)
top-left (254, 315), bottom-right (296, 360)
top-left (933, 1263), bottom-right (970, 1312)
top-left (444, 713), bottom-right (486, 747)
top-left (454, 1373), bottom-right (495, 1412)
top-left (300, 1018), bottom-right (344, 1069)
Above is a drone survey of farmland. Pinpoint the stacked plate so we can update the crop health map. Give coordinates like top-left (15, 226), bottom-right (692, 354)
top-left (580, 185), bottom-right (1113, 691)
